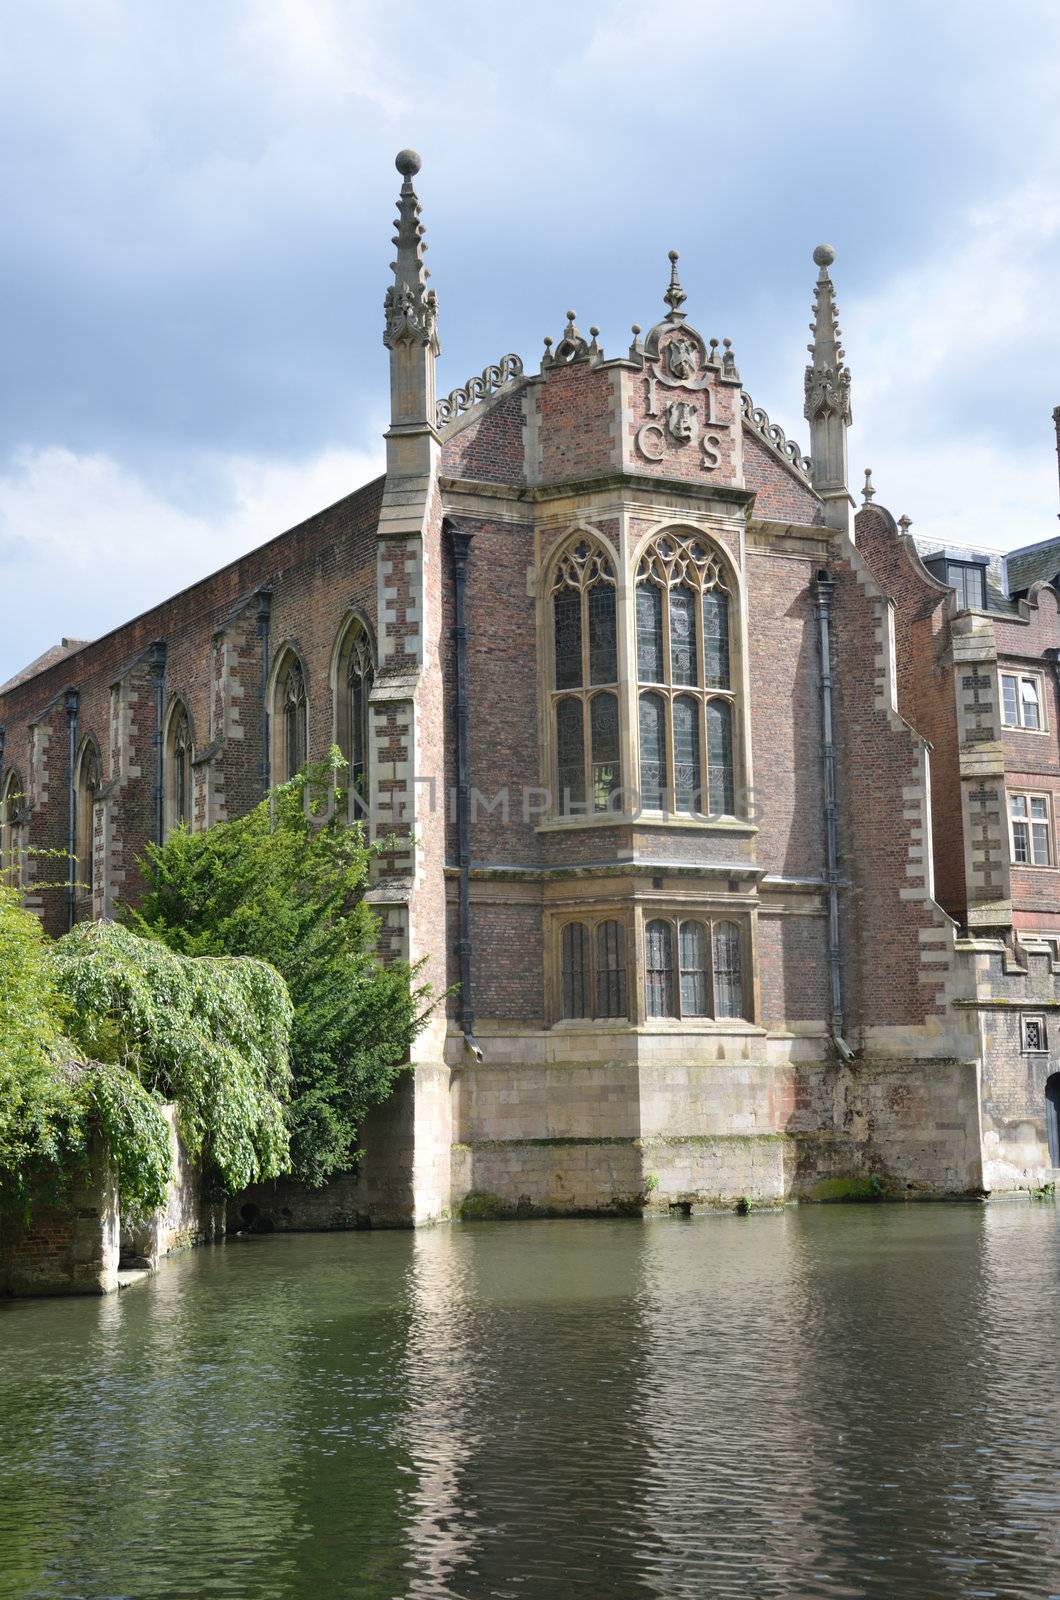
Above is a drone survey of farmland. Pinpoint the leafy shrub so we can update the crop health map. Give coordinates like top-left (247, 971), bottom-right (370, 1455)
top-left (53, 922), bottom-right (292, 1196)
top-left (130, 756), bottom-right (428, 1187)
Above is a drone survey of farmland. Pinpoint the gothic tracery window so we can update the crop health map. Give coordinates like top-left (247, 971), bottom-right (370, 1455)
top-left (335, 619), bottom-right (374, 813)
top-left (272, 650), bottom-right (308, 783)
top-left (636, 534), bottom-right (735, 817)
top-left (550, 540), bottom-right (620, 815)
top-left (165, 700), bottom-right (193, 834)
top-left (74, 739), bottom-right (102, 917)
top-left (0, 769), bottom-right (24, 887)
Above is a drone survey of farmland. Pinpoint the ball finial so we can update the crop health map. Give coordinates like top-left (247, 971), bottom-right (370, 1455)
top-left (813, 243), bottom-right (836, 268)
top-left (668, 249), bottom-right (679, 263)
top-left (395, 149), bottom-right (421, 177)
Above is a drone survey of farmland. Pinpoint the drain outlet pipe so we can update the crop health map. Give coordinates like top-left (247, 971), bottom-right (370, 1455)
top-left (64, 688), bottom-right (79, 930)
top-left (446, 518), bottom-right (482, 1063)
top-left (813, 570), bottom-right (855, 1062)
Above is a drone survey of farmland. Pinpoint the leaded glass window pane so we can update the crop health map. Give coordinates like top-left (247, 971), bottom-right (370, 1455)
top-left (636, 583), bottom-right (664, 683)
top-left (703, 589), bottom-right (730, 689)
top-left (588, 581), bottom-right (617, 686)
top-left (706, 699), bottom-right (734, 816)
top-left (679, 920), bottom-right (710, 1017)
top-left (673, 695), bottom-right (701, 815)
top-left (281, 661), bottom-right (307, 780)
top-left (594, 920), bottom-right (627, 1019)
top-left (590, 692), bottom-right (620, 813)
top-left (561, 922), bottom-right (590, 1019)
top-left (645, 919), bottom-right (675, 1018)
top-left (639, 692), bottom-right (666, 810)
top-left (556, 697), bottom-right (586, 813)
top-left (712, 921), bottom-right (742, 1019)
top-left (350, 657), bottom-right (372, 802)
top-left (554, 591), bottom-right (583, 690)
top-left (669, 585), bottom-right (696, 686)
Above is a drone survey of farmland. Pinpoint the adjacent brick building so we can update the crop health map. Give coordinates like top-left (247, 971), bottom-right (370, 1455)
top-left (3, 151), bottom-right (1059, 1221)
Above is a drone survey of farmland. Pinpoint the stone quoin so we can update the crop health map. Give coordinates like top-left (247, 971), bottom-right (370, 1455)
top-left (3, 151), bottom-right (1060, 1224)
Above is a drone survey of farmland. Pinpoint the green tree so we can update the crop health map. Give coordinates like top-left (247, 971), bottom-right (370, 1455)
top-left (129, 756), bottom-right (427, 1187)
top-left (54, 922), bottom-right (292, 1201)
top-left (0, 881), bottom-right (84, 1205)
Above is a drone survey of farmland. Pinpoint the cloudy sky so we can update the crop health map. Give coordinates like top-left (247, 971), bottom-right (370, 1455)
top-left (2, 0), bottom-right (1059, 682)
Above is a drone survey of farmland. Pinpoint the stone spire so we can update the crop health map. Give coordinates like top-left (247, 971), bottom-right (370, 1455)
top-left (384, 150), bottom-right (439, 452)
top-left (804, 244), bottom-right (854, 533)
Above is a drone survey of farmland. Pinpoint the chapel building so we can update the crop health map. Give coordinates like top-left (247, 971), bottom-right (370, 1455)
top-left (3, 150), bottom-right (1060, 1223)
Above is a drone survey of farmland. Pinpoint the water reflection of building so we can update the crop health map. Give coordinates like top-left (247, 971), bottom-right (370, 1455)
top-left (399, 1222), bottom-right (664, 1597)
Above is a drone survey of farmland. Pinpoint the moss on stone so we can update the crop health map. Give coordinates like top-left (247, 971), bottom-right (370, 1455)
top-left (805, 1175), bottom-right (885, 1203)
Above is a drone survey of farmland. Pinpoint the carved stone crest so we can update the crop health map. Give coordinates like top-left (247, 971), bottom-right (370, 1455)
top-left (665, 337), bottom-right (699, 383)
top-left (667, 399), bottom-right (698, 442)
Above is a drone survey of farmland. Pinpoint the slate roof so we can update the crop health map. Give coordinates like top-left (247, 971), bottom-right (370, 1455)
top-left (0, 638), bottom-right (91, 695)
top-left (1005, 535), bottom-right (1060, 598)
top-left (909, 535), bottom-right (1017, 614)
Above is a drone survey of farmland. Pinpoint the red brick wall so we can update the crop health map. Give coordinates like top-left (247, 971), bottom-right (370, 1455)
top-left (535, 362), bottom-right (617, 483)
top-left (995, 585), bottom-right (1060, 931)
top-left (853, 505), bottom-right (966, 922)
top-left (743, 430), bottom-right (822, 524)
top-left (0, 479), bottom-right (383, 936)
top-left (441, 388), bottom-right (527, 483)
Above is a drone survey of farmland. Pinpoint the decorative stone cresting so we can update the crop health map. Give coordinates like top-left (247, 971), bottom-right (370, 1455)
top-left (436, 354), bottom-right (524, 428)
top-left (740, 392), bottom-right (812, 481)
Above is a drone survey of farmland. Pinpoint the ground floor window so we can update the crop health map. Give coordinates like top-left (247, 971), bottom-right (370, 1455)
top-left (559, 917), bottom-right (627, 1020)
top-left (644, 916), bottom-right (744, 1021)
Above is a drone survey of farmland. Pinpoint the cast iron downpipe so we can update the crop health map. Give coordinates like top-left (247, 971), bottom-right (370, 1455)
top-left (64, 688), bottom-right (79, 930)
top-left (148, 640), bottom-right (167, 846)
top-left (257, 588), bottom-right (273, 796)
top-left (446, 517), bottom-right (482, 1062)
top-left (813, 570), bottom-right (855, 1062)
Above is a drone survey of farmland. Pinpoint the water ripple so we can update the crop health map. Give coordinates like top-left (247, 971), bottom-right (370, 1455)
top-left (0, 1205), bottom-right (1058, 1599)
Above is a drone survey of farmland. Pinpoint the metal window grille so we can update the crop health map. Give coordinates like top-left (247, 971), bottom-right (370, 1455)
top-left (645, 918), bottom-right (675, 1017)
top-left (561, 922), bottom-right (591, 1019)
top-left (712, 921), bottom-right (743, 1019)
top-left (679, 920), bottom-right (710, 1016)
top-left (594, 920), bottom-right (627, 1019)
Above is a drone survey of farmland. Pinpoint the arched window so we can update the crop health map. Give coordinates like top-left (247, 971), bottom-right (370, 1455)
top-left (635, 533), bottom-right (735, 817)
top-left (559, 916), bottom-right (628, 1020)
top-left (272, 650), bottom-right (307, 783)
top-left (0, 769), bottom-right (25, 888)
top-left (550, 540), bottom-right (620, 816)
top-left (74, 739), bottom-right (102, 918)
top-left (334, 618), bottom-right (374, 814)
top-left (165, 700), bottom-right (193, 834)
top-left (644, 916), bottom-right (746, 1021)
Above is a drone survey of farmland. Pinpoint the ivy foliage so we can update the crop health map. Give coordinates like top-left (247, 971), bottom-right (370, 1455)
top-left (0, 882), bottom-right (85, 1205)
top-left (54, 922), bottom-right (292, 1197)
top-left (0, 882), bottom-right (293, 1216)
top-left (130, 755), bottom-right (428, 1187)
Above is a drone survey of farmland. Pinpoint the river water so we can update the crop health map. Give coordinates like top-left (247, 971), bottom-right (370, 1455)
top-left (1, 1205), bottom-right (1058, 1600)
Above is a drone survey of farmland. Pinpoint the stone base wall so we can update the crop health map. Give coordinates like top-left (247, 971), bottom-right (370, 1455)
top-left (2, 1105), bottom-right (219, 1298)
top-left (445, 1050), bottom-right (984, 1219)
top-left (958, 940), bottom-right (1060, 1194)
top-left (121, 1105), bottom-right (225, 1266)
top-left (0, 1138), bottom-right (119, 1296)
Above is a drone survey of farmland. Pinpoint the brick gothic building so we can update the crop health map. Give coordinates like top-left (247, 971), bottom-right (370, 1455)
top-left (3, 149), bottom-right (1060, 1223)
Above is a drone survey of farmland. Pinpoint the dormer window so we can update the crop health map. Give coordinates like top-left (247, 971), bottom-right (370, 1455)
top-left (925, 555), bottom-right (987, 612)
